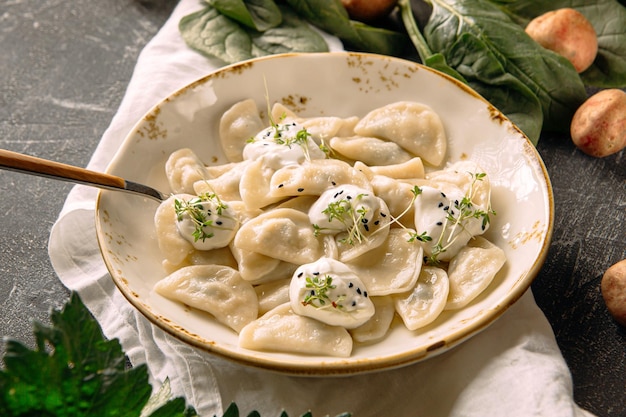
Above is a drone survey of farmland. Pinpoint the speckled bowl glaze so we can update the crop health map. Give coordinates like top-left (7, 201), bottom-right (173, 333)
top-left (95, 52), bottom-right (553, 375)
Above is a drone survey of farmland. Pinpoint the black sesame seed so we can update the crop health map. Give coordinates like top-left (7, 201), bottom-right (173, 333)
top-left (356, 288), bottom-right (362, 295)
top-left (436, 222), bottom-right (443, 226)
top-left (346, 195), bottom-right (352, 200)
top-left (313, 271), bottom-right (320, 275)
top-left (374, 220), bottom-right (380, 225)
top-left (216, 221), bottom-right (223, 225)
top-left (438, 202), bottom-right (444, 208)
top-left (352, 301), bottom-right (357, 307)
top-left (443, 206), bottom-right (449, 211)
top-left (348, 282), bottom-right (354, 288)
top-left (361, 218), bottom-right (368, 223)
top-left (331, 181), bottom-right (337, 186)
top-left (364, 224), bottom-right (370, 232)
top-left (297, 188), bottom-right (304, 192)
top-left (278, 184), bottom-right (284, 188)
top-left (297, 272), bottom-right (303, 278)
top-left (363, 291), bottom-right (368, 298)
top-left (441, 192), bottom-right (446, 198)
top-left (380, 213), bottom-right (387, 218)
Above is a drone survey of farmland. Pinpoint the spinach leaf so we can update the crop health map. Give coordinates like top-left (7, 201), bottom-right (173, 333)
top-left (249, 5), bottom-right (329, 57)
top-left (490, 0), bottom-right (626, 88)
top-left (423, 0), bottom-right (587, 133)
top-left (180, 6), bottom-right (254, 63)
top-left (179, 4), bottom-right (328, 65)
top-left (209, 0), bottom-right (282, 32)
top-left (284, 0), bottom-right (408, 56)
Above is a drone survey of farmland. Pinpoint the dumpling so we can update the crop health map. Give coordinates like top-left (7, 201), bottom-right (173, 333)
top-left (349, 296), bottom-right (395, 344)
top-left (289, 257), bottom-right (375, 329)
top-left (394, 266), bottom-right (449, 331)
top-left (426, 161), bottom-right (492, 209)
top-left (362, 157), bottom-right (425, 180)
top-left (193, 161), bottom-right (249, 202)
top-left (239, 159), bottom-right (283, 209)
top-left (346, 228), bottom-right (422, 296)
top-left (154, 194), bottom-right (195, 267)
top-left (302, 116), bottom-right (359, 143)
top-left (229, 244), bottom-right (298, 284)
top-left (367, 174), bottom-right (417, 220)
top-left (239, 303), bottom-right (353, 357)
top-left (445, 237), bottom-right (506, 310)
top-left (233, 208), bottom-right (323, 265)
top-left (255, 279), bottom-right (290, 315)
top-left (354, 101), bottom-right (447, 166)
top-left (329, 136), bottom-right (413, 166)
top-left (161, 246), bottom-right (238, 275)
top-left (219, 98), bottom-right (265, 162)
top-left (269, 159), bottom-right (372, 199)
top-left (154, 265), bottom-right (258, 332)
top-left (165, 148), bottom-right (209, 194)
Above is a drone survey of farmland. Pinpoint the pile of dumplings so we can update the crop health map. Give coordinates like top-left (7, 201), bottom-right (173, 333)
top-left (153, 99), bottom-right (506, 358)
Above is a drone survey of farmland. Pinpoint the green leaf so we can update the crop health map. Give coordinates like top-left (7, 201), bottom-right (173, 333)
top-left (179, 5), bottom-right (254, 63)
top-left (284, 0), bottom-right (408, 56)
top-left (209, 0), bottom-right (282, 32)
top-left (249, 5), bottom-right (329, 57)
top-left (490, 0), bottom-right (626, 88)
top-left (0, 292), bottom-right (196, 417)
top-left (423, 0), bottom-right (587, 133)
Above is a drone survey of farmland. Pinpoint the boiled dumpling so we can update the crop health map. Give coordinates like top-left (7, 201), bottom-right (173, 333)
top-left (289, 257), bottom-right (375, 329)
top-left (255, 279), bottom-right (290, 315)
top-left (154, 264), bottom-right (258, 332)
top-left (193, 161), bottom-right (248, 202)
top-left (445, 236), bottom-right (506, 310)
top-left (329, 136), bottom-right (412, 166)
top-left (394, 266), bottom-right (449, 331)
top-left (165, 148), bottom-right (209, 194)
top-left (239, 159), bottom-right (283, 209)
top-left (233, 208), bottom-right (323, 265)
top-left (349, 296), bottom-right (395, 344)
top-left (354, 101), bottom-right (447, 166)
top-left (219, 98), bottom-right (265, 162)
top-left (239, 303), bottom-right (353, 357)
top-left (269, 159), bottom-right (372, 199)
top-left (346, 229), bottom-right (423, 296)
top-left (154, 194), bottom-right (196, 267)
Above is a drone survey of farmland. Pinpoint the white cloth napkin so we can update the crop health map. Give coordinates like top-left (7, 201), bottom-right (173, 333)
top-left (48, 1), bottom-right (595, 416)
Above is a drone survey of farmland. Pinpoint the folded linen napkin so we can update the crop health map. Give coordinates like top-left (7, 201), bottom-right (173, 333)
top-left (48, 1), bottom-right (595, 416)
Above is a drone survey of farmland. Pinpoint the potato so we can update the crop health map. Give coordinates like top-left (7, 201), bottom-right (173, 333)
top-left (601, 259), bottom-right (626, 327)
top-left (341, 0), bottom-right (398, 22)
top-left (525, 8), bottom-right (597, 73)
top-left (570, 89), bottom-right (626, 158)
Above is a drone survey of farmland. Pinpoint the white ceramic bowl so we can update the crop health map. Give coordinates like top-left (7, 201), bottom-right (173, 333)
top-left (96, 52), bottom-right (553, 375)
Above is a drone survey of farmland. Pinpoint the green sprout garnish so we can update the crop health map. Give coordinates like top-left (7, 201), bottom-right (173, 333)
top-left (173, 192), bottom-right (230, 242)
top-left (302, 275), bottom-right (342, 309)
top-left (423, 172), bottom-right (496, 265)
top-left (314, 193), bottom-right (370, 246)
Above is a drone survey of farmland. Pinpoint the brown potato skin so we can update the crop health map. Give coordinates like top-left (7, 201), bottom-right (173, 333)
top-left (602, 259), bottom-right (626, 327)
top-left (570, 89), bottom-right (626, 158)
top-left (341, 0), bottom-right (398, 22)
top-left (525, 8), bottom-right (597, 73)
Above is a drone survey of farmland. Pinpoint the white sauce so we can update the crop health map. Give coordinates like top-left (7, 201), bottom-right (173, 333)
top-left (308, 185), bottom-right (380, 234)
top-left (289, 257), bottom-right (375, 329)
top-left (413, 185), bottom-right (487, 261)
top-left (175, 195), bottom-right (239, 251)
top-left (242, 122), bottom-right (326, 170)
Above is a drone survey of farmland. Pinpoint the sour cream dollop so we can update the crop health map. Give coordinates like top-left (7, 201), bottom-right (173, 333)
top-left (308, 185), bottom-right (380, 235)
top-left (242, 122), bottom-right (326, 170)
top-left (175, 193), bottom-right (239, 251)
top-left (414, 185), bottom-right (487, 261)
top-left (289, 257), bottom-right (375, 329)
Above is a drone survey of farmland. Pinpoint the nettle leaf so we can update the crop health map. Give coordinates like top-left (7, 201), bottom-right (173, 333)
top-left (209, 0), bottom-right (282, 32)
top-left (0, 292), bottom-right (196, 417)
top-left (424, 0), bottom-right (587, 133)
top-left (490, 0), bottom-right (626, 88)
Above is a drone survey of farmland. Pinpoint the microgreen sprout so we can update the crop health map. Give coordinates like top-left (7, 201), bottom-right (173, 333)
top-left (314, 193), bottom-right (370, 245)
top-left (423, 172), bottom-right (496, 265)
top-left (302, 274), bottom-right (343, 309)
top-left (173, 192), bottom-right (231, 242)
